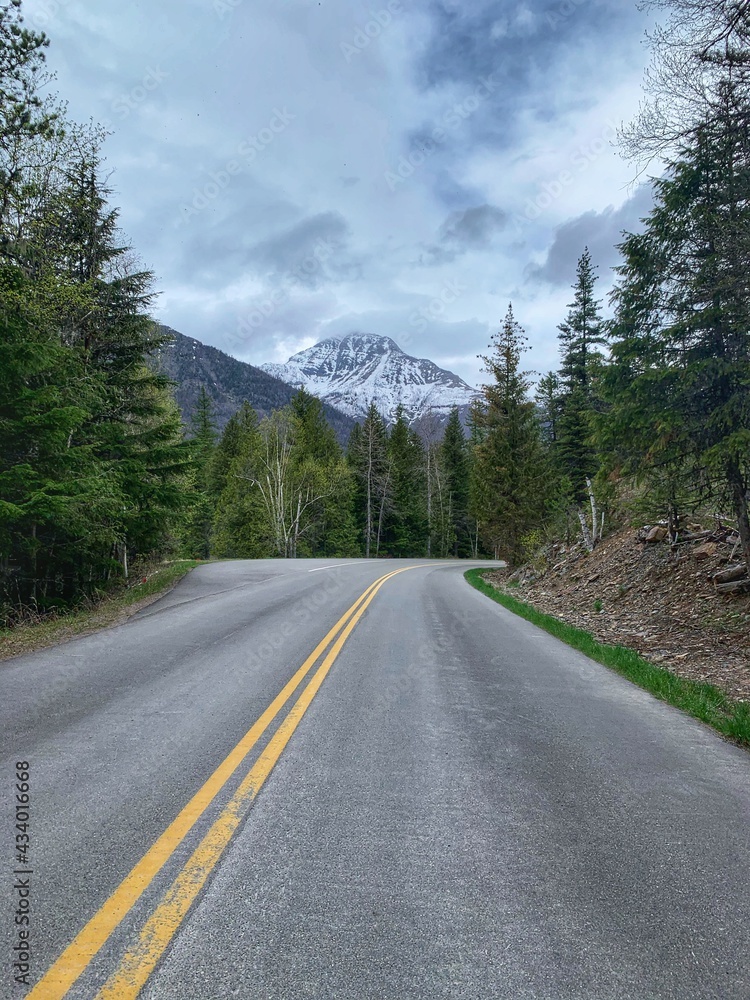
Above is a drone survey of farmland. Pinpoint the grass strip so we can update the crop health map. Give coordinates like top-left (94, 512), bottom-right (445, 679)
top-left (0, 560), bottom-right (201, 662)
top-left (465, 568), bottom-right (750, 749)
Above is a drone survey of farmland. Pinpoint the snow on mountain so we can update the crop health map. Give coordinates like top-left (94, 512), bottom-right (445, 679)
top-left (261, 333), bottom-right (480, 427)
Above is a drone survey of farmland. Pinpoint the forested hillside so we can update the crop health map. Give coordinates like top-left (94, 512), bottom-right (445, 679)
top-left (0, 2), bottom-right (194, 619)
top-left (153, 327), bottom-right (356, 444)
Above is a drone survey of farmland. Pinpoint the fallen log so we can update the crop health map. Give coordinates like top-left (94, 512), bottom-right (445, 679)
top-left (673, 530), bottom-right (713, 544)
top-left (712, 564), bottom-right (749, 585)
top-left (715, 578), bottom-right (750, 595)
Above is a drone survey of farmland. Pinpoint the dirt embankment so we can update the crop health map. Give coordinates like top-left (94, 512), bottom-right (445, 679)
top-left (483, 526), bottom-right (750, 702)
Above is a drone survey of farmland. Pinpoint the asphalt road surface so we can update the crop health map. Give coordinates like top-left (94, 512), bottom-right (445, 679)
top-left (2, 559), bottom-right (749, 1000)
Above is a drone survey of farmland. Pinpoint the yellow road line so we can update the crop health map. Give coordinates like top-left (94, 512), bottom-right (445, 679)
top-left (95, 566), bottom-right (412, 999)
top-left (27, 570), bottom-right (399, 1000)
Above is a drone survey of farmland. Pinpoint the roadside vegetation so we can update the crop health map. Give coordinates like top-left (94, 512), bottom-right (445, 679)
top-left (466, 568), bottom-right (750, 749)
top-left (0, 560), bottom-right (199, 661)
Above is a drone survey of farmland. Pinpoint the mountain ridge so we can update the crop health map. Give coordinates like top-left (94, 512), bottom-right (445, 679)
top-left (261, 332), bottom-right (480, 427)
top-left (151, 327), bottom-right (357, 443)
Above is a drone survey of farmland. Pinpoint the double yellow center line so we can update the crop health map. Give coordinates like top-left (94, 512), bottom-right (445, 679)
top-left (29, 566), bottom-right (413, 1000)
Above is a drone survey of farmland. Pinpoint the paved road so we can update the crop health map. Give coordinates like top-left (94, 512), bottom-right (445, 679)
top-left (2, 559), bottom-right (749, 999)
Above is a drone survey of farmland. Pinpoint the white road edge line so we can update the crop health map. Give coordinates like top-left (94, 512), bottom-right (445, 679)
top-left (308, 562), bottom-right (370, 573)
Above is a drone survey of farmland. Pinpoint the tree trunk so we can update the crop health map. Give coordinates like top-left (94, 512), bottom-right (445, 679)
top-left (365, 447), bottom-right (372, 559)
top-left (586, 478), bottom-right (599, 546)
top-left (577, 506), bottom-right (594, 552)
top-left (727, 459), bottom-right (750, 574)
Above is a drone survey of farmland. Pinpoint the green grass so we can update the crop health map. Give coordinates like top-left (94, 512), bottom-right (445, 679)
top-left (0, 560), bottom-right (200, 661)
top-left (466, 568), bottom-right (750, 749)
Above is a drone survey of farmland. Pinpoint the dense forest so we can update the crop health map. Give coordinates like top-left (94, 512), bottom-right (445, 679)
top-left (2, 0), bottom-right (749, 623)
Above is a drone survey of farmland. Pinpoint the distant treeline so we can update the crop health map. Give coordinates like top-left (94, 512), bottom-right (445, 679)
top-left (182, 389), bottom-right (476, 563)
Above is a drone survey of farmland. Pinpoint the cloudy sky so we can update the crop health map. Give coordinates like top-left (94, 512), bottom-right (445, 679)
top-left (23, 0), bottom-right (659, 387)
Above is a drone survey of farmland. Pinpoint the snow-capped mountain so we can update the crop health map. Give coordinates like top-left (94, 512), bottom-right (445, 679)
top-left (261, 333), bottom-right (479, 427)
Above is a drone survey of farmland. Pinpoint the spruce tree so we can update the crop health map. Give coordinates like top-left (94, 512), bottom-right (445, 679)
top-left (385, 407), bottom-right (428, 557)
top-left (181, 387), bottom-right (218, 559)
top-left (208, 401), bottom-right (258, 498)
top-left (212, 409), bottom-right (269, 559)
top-left (348, 404), bottom-right (389, 557)
top-left (470, 304), bottom-right (545, 565)
top-left (555, 248), bottom-right (606, 548)
top-left (441, 406), bottom-right (471, 557)
top-left (604, 119), bottom-right (750, 570)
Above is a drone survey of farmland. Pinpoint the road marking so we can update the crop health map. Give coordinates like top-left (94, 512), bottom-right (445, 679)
top-left (95, 566), bottom-right (414, 999)
top-left (307, 561), bottom-right (369, 572)
top-left (26, 569), bottom-right (404, 1000)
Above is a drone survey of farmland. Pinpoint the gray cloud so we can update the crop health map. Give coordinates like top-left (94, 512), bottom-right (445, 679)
top-left (420, 203), bottom-right (509, 265)
top-left (525, 184), bottom-right (656, 287)
top-left (439, 204), bottom-right (508, 248)
top-left (248, 212), bottom-right (353, 287)
top-left (24, 0), bottom-right (657, 388)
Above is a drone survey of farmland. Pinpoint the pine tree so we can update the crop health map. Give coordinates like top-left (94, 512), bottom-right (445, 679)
top-left (181, 387), bottom-right (218, 559)
top-left (535, 371), bottom-right (563, 445)
top-left (441, 406), bottom-right (471, 557)
top-left (557, 248), bottom-right (606, 393)
top-left (348, 404), bottom-right (390, 557)
top-left (604, 119), bottom-right (750, 570)
top-left (385, 407), bottom-right (427, 557)
top-left (288, 388), bottom-right (357, 557)
top-left (212, 409), bottom-right (269, 559)
top-left (470, 304), bottom-right (545, 565)
top-left (555, 248), bottom-right (606, 548)
top-left (208, 401), bottom-right (258, 498)
top-left (0, 0), bottom-right (57, 234)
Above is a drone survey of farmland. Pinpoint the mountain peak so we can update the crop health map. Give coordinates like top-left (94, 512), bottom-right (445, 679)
top-left (261, 333), bottom-right (479, 426)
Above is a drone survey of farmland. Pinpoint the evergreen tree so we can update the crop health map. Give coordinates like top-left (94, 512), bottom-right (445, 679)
top-left (384, 407), bottom-right (428, 557)
top-left (289, 388), bottom-right (357, 557)
top-left (470, 304), bottom-right (545, 565)
top-left (0, 0), bottom-right (57, 235)
top-left (441, 406), bottom-right (472, 557)
top-left (208, 401), bottom-right (258, 498)
top-left (348, 404), bottom-right (390, 557)
top-left (0, 52), bottom-right (191, 612)
top-left (557, 248), bottom-right (606, 393)
top-left (290, 387), bottom-right (339, 464)
top-left (212, 408), bottom-right (269, 559)
top-left (181, 387), bottom-right (218, 559)
top-left (555, 248), bottom-right (606, 548)
top-left (604, 119), bottom-right (750, 570)
top-left (535, 371), bottom-right (563, 445)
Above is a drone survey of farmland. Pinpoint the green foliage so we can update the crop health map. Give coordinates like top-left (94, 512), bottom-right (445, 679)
top-left (470, 304), bottom-right (546, 565)
top-left (0, 16), bottom-right (191, 620)
top-left (347, 403), bottom-right (390, 557)
top-left (180, 387), bottom-right (218, 559)
top-left (466, 569), bottom-right (750, 749)
top-left (556, 248), bottom-right (605, 504)
top-left (440, 406), bottom-right (473, 557)
top-left (603, 121), bottom-right (750, 568)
